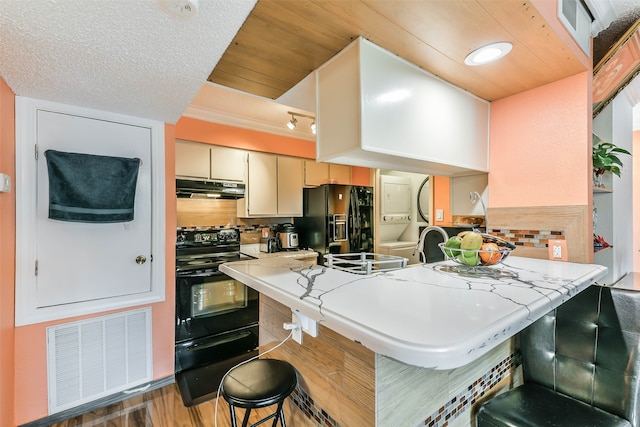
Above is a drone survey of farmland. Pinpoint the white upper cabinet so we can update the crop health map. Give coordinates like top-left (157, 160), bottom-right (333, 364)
top-left (316, 37), bottom-right (490, 177)
top-left (176, 140), bottom-right (246, 182)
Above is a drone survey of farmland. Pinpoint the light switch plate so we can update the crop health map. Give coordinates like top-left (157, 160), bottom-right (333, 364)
top-left (436, 209), bottom-right (444, 221)
top-left (0, 173), bottom-right (11, 192)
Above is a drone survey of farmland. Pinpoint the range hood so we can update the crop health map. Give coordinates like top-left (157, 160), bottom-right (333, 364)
top-left (176, 178), bottom-right (245, 199)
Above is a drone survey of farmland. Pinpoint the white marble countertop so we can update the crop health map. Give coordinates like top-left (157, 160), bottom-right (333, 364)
top-left (220, 256), bottom-right (607, 369)
top-left (240, 244), bottom-right (318, 260)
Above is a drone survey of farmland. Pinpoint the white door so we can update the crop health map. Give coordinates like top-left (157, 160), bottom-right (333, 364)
top-left (35, 110), bottom-right (152, 307)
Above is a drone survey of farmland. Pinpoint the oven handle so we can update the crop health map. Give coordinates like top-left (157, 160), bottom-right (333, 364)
top-left (176, 270), bottom-right (226, 279)
top-left (186, 330), bottom-right (252, 351)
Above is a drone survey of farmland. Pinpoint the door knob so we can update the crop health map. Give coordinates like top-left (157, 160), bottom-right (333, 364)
top-left (135, 255), bottom-right (147, 265)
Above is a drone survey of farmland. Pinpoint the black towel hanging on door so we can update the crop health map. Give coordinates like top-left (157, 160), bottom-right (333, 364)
top-left (44, 149), bottom-right (141, 223)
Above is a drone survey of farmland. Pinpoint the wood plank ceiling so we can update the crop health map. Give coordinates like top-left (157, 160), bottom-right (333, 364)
top-left (208, 0), bottom-right (586, 102)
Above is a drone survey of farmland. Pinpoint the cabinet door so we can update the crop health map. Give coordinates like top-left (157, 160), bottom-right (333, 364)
top-left (304, 160), bottom-right (329, 186)
top-left (175, 140), bottom-right (210, 179)
top-left (277, 156), bottom-right (303, 216)
top-left (210, 145), bottom-right (246, 182)
top-left (246, 152), bottom-right (277, 216)
top-left (329, 164), bottom-right (351, 184)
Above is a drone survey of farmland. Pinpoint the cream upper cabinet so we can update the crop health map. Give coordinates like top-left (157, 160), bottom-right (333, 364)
top-left (175, 140), bottom-right (210, 179)
top-left (276, 156), bottom-right (303, 216)
top-left (240, 152), bottom-right (277, 217)
top-left (304, 160), bottom-right (329, 186)
top-left (329, 164), bottom-right (351, 184)
top-left (238, 153), bottom-right (303, 217)
top-left (210, 145), bottom-right (246, 182)
top-left (176, 140), bottom-right (246, 182)
top-left (304, 160), bottom-right (351, 186)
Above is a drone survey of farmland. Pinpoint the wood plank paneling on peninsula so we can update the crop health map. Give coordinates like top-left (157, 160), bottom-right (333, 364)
top-left (260, 295), bottom-right (375, 427)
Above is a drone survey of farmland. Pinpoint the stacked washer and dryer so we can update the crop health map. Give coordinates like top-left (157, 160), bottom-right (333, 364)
top-left (378, 175), bottom-right (420, 264)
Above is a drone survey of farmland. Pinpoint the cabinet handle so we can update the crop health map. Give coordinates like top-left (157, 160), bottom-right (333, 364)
top-left (135, 255), bottom-right (147, 265)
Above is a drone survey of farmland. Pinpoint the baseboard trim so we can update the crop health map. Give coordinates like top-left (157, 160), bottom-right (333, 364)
top-left (19, 375), bottom-right (174, 427)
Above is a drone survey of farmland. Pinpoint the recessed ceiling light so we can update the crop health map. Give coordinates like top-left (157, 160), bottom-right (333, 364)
top-left (464, 42), bottom-right (513, 66)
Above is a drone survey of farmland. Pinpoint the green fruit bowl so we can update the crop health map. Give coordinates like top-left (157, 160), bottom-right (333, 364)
top-left (437, 243), bottom-right (513, 267)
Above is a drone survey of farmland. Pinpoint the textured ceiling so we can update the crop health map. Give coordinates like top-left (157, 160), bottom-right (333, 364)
top-left (0, 0), bottom-right (256, 124)
top-left (1, 0), bottom-right (639, 131)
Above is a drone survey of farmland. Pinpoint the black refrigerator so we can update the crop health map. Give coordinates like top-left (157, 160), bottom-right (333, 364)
top-left (295, 184), bottom-right (374, 264)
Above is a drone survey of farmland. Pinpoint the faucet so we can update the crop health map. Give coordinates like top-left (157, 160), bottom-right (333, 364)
top-left (414, 226), bottom-right (449, 263)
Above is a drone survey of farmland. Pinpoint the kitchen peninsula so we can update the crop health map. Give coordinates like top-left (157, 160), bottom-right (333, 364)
top-left (220, 257), bottom-right (607, 426)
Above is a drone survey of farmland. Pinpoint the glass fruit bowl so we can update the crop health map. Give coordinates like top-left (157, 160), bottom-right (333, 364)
top-left (437, 242), bottom-right (513, 267)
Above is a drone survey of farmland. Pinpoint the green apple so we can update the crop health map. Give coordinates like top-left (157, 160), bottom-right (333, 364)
top-left (444, 236), bottom-right (462, 258)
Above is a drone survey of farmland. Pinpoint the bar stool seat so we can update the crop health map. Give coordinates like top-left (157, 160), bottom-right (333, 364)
top-left (221, 358), bottom-right (298, 427)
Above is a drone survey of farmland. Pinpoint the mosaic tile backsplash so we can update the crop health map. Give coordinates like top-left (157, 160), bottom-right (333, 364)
top-left (291, 387), bottom-right (340, 427)
top-left (286, 350), bottom-right (522, 427)
top-left (488, 228), bottom-right (565, 249)
top-left (421, 352), bottom-right (522, 427)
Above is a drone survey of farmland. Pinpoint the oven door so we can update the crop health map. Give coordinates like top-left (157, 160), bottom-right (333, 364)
top-left (176, 270), bottom-right (259, 343)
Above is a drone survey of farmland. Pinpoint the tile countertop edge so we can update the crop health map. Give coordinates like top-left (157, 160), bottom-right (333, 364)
top-left (220, 257), bottom-right (608, 370)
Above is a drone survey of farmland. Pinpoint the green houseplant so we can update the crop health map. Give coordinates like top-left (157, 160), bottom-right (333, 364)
top-left (592, 135), bottom-right (631, 187)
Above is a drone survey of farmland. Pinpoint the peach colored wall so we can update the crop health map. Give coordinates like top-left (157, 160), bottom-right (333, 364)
top-left (12, 118), bottom-right (177, 425)
top-left (176, 117), bottom-right (316, 159)
top-left (432, 176), bottom-right (452, 225)
top-left (0, 78), bottom-right (16, 427)
top-left (489, 72), bottom-right (590, 208)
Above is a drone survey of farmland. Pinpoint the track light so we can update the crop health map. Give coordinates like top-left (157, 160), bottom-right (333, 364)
top-left (287, 114), bottom-right (297, 130)
top-left (286, 111), bottom-right (316, 134)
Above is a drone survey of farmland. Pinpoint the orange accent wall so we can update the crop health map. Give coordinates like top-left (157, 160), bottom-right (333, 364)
top-left (12, 117), bottom-right (177, 425)
top-left (432, 176), bottom-right (452, 225)
top-left (0, 78), bottom-right (16, 427)
top-left (176, 117), bottom-right (316, 159)
top-left (351, 166), bottom-right (371, 186)
top-left (489, 72), bottom-right (590, 208)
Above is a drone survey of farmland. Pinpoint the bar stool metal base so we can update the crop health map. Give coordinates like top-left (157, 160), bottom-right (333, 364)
top-left (221, 359), bottom-right (298, 427)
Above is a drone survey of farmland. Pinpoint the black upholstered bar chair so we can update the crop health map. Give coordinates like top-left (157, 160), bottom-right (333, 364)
top-left (477, 285), bottom-right (640, 427)
top-left (221, 358), bottom-right (298, 427)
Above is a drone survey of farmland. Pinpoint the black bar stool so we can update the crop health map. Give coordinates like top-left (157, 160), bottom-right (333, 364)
top-left (221, 358), bottom-right (298, 427)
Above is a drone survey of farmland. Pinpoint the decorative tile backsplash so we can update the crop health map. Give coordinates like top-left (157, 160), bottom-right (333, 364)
top-left (287, 350), bottom-right (522, 427)
top-left (488, 228), bottom-right (565, 249)
top-left (291, 387), bottom-right (340, 427)
top-left (421, 352), bottom-right (521, 427)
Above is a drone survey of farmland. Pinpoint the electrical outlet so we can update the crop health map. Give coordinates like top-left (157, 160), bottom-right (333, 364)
top-left (436, 209), bottom-right (444, 221)
top-left (291, 310), bottom-right (318, 345)
top-left (548, 239), bottom-right (568, 261)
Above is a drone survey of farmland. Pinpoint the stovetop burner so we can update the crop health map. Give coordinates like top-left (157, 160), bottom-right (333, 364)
top-left (176, 228), bottom-right (242, 274)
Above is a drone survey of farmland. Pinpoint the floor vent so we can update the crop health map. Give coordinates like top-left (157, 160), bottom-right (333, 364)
top-left (46, 307), bottom-right (153, 414)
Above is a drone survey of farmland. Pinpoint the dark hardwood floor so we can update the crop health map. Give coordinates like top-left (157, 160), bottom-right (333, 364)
top-left (48, 382), bottom-right (283, 427)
